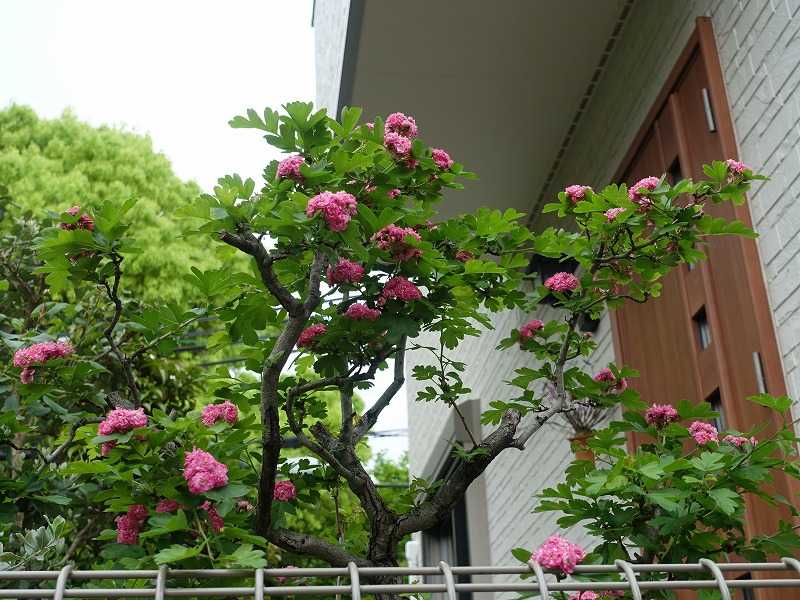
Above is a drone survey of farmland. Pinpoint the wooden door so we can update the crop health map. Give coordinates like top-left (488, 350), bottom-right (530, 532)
top-left (611, 18), bottom-right (797, 598)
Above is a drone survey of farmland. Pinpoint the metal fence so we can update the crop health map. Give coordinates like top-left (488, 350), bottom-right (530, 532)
top-left (2, 558), bottom-right (800, 599)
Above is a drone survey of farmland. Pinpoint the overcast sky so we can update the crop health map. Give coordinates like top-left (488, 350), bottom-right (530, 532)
top-left (0, 0), bottom-right (407, 460)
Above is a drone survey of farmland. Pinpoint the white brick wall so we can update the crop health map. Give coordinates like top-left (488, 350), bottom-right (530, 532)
top-left (407, 0), bottom-right (800, 587)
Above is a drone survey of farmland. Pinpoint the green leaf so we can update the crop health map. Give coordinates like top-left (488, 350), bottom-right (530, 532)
top-left (747, 393), bottom-right (793, 413)
top-left (222, 543), bottom-right (267, 568)
top-left (708, 488), bottom-right (739, 515)
top-left (690, 452), bottom-right (726, 472)
top-left (511, 547), bottom-right (532, 563)
top-left (154, 544), bottom-right (202, 565)
top-left (204, 483), bottom-right (249, 501)
top-left (62, 461), bottom-right (113, 475)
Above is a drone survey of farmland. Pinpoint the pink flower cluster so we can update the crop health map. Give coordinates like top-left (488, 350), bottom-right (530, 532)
top-left (388, 188), bottom-right (402, 199)
top-left (274, 480), bottom-right (297, 502)
top-left (371, 224), bottom-right (422, 261)
top-left (98, 408), bottom-right (148, 436)
top-left (345, 303), bottom-right (382, 321)
top-left (431, 148), bottom-right (454, 170)
top-left (380, 276), bottom-right (422, 303)
top-left (327, 258), bottom-right (365, 285)
top-left (116, 504), bottom-right (148, 545)
top-left (628, 176), bottom-right (660, 210)
top-left (645, 404), bottom-right (679, 428)
top-left (689, 421), bottom-right (718, 445)
top-left (455, 250), bottom-right (473, 262)
top-left (201, 501), bottom-right (225, 533)
top-left (594, 367), bottom-right (628, 394)
top-left (604, 207), bottom-right (626, 222)
top-left (60, 205), bottom-right (95, 231)
top-left (565, 185), bottom-right (591, 204)
top-left (544, 272), bottom-right (579, 293)
top-left (519, 319), bottom-right (544, 340)
top-left (724, 434), bottom-right (757, 447)
top-left (184, 448), bottom-right (229, 494)
top-left (384, 131), bottom-right (412, 159)
top-left (532, 534), bottom-right (586, 574)
top-left (201, 401), bottom-right (238, 427)
top-left (12, 340), bottom-right (74, 384)
top-left (298, 324), bottom-right (327, 349)
top-left (725, 158), bottom-right (749, 175)
top-left (155, 499), bottom-right (183, 513)
top-left (385, 112), bottom-right (418, 138)
top-left (277, 154), bottom-right (305, 182)
top-left (306, 191), bottom-right (358, 231)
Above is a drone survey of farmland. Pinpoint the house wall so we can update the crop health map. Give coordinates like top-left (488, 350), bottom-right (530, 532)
top-left (407, 0), bottom-right (800, 589)
top-left (313, 0), bottom-right (351, 114)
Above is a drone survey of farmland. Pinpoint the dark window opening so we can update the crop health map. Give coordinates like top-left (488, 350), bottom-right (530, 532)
top-left (422, 459), bottom-right (472, 600)
top-left (706, 388), bottom-right (725, 431)
top-left (667, 157), bottom-right (683, 184)
top-left (736, 573), bottom-right (755, 600)
top-left (693, 307), bottom-right (711, 349)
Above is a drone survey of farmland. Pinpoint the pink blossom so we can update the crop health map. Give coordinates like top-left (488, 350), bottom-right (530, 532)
top-left (594, 367), bottom-right (628, 394)
top-left (628, 176), bottom-right (660, 209)
top-left (156, 499), bottom-right (182, 513)
top-left (565, 185), bottom-right (591, 204)
top-left (519, 319), bottom-right (544, 340)
top-left (689, 421), bottom-right (719, 445)
top-left (604, 207), bottom-right (626, 221)
top-left (381, 276), bottom-right (423, 303)
top-left (569, 593), bottom-right (599, 600)
top-left (100, 441), bottom-right (117, 456)
top-left (115, 504), bottom-right (148, 545)
top-left (327, 258), bottom-right (365, 284)
top-left (274, 480), bottom-right (297, 502)
top-left (431, 148), bottom-right (454, 170)
top-left (98, 408), bottom-right (148, 436)
top-left (371, 224), bottom-right (422, 261)
top-left (645, 404), bottom-right (679, 428)
top-left (384, 112), bottom-right (418, 138)
top-left (455, 250), bottom-right (473, 262)
top-left (365, 122), bottom-right (374, 130)
top-left (306, 191), bottom-right (358, 231)
top-left (384, 131), bottom-right (412, 159)
top-left (276, 565), bottom-right (298, 584)
top-left (60, 206), bottom-right (95, 231)
top-left (236, 500), bottom-right (255, 512)
top-left (183, 448), bottom-right (229, 494)
top-left (388, 188), bottom-right (401, 199)
top-left (532, 534), bottom-right (586, 574)
top-left (544, 272), bottom-right (579, 293)
top-left (724, 434), bottom-right (756, 448)
top-left (725, 159), bottom-right (749, 175)
top-left (345, 303), bottom-right (382, 321)
top-left (201, 400), bottom-right (238, 427)
top-left (277, 155), bottom-right (305, 182)
top-left (297, 324), bottom-right (327, 349)
top-left (200, 501), bottom-right (225, 533)
top-left (13, 340), bottom-right (74, 382)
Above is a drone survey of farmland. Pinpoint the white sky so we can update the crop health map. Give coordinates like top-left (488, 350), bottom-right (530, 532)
top-left (0, 0), bottom-right (407, 460)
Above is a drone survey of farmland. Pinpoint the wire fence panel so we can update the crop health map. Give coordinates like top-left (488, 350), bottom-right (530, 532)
top-left (1, 558), bottom-right (799, 599)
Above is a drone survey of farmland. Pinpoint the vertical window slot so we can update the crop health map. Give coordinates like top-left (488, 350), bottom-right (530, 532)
top-left (706, 388), bottom-right (725, 431)
top-left (694, 307), bottom-right (711, 350)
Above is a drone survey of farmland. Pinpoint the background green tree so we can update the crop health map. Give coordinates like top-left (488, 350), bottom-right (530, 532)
top-left (0, 105), bottom-right (227, 303)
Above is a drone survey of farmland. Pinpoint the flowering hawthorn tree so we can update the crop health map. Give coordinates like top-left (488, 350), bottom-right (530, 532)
top-left (3, 101), bottom-right (794, 585)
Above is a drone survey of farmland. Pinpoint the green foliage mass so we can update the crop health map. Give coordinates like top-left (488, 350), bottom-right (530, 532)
top-left (0, 105), bottom-right (225, 303)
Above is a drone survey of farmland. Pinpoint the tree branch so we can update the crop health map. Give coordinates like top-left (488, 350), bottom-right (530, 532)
top-left (354, 340), bottom-right (405, 440)
top-left (219, 229), bottom-right (302, 316)
top-left (101, 254), bottom-right (140, 405)
top-left (268, 527), bottom-right (370, 567)
top-left (396, 408), bottom-right (522, 537)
